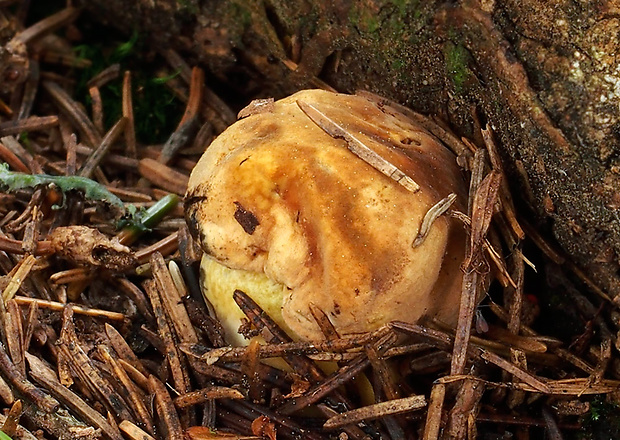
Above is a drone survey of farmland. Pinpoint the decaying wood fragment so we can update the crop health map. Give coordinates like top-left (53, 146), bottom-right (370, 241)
top-left (49, 225), bottom-right (136, 270)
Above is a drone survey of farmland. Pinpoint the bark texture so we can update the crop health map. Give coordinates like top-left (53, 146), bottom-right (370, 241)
top-left (82, 0), bottom-right (620, 298)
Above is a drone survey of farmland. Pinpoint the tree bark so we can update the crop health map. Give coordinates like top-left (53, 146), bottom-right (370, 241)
top-left (82, 0), bottom-right (620, 298)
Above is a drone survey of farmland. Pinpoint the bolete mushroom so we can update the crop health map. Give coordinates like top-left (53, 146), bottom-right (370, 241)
top-left (185, 89), bottom-right (469, 344)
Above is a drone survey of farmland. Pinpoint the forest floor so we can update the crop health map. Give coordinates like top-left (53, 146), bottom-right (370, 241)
top-left (0, 3), bottom-right (618, 440)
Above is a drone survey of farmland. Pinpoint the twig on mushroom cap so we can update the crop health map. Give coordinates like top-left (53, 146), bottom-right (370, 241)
top-left (297, 99), bottom-right (421, 193)
top-left (412, 192), bottom-right (457, 247)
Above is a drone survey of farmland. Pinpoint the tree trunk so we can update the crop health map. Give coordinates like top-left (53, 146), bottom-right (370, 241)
top-left (82, 0), bottom-right (620, 298)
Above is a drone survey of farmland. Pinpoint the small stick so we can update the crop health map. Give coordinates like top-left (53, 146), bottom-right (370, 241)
top-left (297, 100), bottom-right (420, 193)
top-left (2, 254), bottom-right (36, 302)
top-left (58, 118), bottom-right (78, 176)
top-left (138, 158), bottom-right (189, 195)
top-left (57, 307), bottom-right (135, 422)
top-left (78, 117), bottom-right (128, 178)
top-left (308, 303), bottom-right (340, 340)
top-left (122, 71), bottom-right (137, 160)
top-left (423, 383), bottom-right (446, 440)
top-left (174, 386), bottom-right (244, 408)
top-left (233, 290), bottom-right (334, 384)
top-left (445, 376), bottom-right (484, 439)
top-left (0, 97), bottom-right (13, 117)
top-left (149, 375), bottom-right (184, 440)
top-left (143, 278), bottom-right (190, 394)
top-left (17, 59), bottom-right (39, 120)
top-left (8, 7), bottom-right (79, 46)
top-left (181, 327), bottom-right (387, 365)
top-left (43, 81), bottom-right (102, 148)
top-left (323, 395), bottom-right (426, 429)
top-left (479, 349), bottom-right (550, 393)
top-left (0, 116), bottom-right (58, 136)
top-left (0, 342), bottom-right (58, 413)
top-left (74, 145), bottom-right (138, 169)
top-left (281, 58), bottom-right (337, 93)
top-left (113, 278), bottom-right (155, 324)
top-left (412, 193), bottom-right (457, 247)
top-left (450, 270), bottom-right (479, 376)
top-left (151, 253), bottom-right (199, 344)
top-left (541, 407), bottom-right (563, 440)
top-left (0, 141), bottom-right (30, 173)
top-left (98, 345), bottom-right (154, 433)
top-left (22, 301), bottom-right (37, 353)
top-left (482, 126), bottom-right (525, 240)
top-left (1, 135), bottom-right (41, 173)
top-left (87, 64), bottom-right (122, 89)
top-left (105, 323), bottom-right (150, 377)
top-left (5, 300), bottom-right (24, 375)
top-left (26, 353), bottom-right (123, 440)
top-left (450, 210), bottom-right (516, 288)
top-left (88, 86), bottom-right (104, 134)
top-left (279, 332), bottom-right (396, 415)
top-left (0, 374), bottom-right (14, 406)
top-left (118, 359), bottom-right (150, 392)
top-left (49, 267), bottom-right (92, 285)
top-left (134, 231), bottom-right (179, 264)
top-left (159, 67), bottom-right (204, 164)
top-left (1, 400), bottom-right (22, 437)
top-left (119, 420), bottom-right (156, 440)
top-left (13, 297), bottom-right (125, 321)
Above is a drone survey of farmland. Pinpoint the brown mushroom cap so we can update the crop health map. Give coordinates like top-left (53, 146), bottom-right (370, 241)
top-left (185, 89), bottom-right (468, 342)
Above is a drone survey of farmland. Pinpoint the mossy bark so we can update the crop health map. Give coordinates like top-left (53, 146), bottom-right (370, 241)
top-left (82, 0), bottom-right (620, 299)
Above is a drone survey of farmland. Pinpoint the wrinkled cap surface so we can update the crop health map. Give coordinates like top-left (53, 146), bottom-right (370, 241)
top-left (185, 89), bottom-right (468, 342)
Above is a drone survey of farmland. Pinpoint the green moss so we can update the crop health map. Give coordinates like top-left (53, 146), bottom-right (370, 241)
top-left (72, 31), bottom-right (183, 144)
top-left (444, 42), bottom-right (473, 93)
top-left (578, 397), bottom-right (620, 439)
top-left (228, 1), bottom-right (253, 30)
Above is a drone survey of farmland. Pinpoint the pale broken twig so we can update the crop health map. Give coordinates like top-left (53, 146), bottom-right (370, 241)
top-left (413, 193), bottom-right (457, 247)
top-left (297, 99), bottom-right (420, 193)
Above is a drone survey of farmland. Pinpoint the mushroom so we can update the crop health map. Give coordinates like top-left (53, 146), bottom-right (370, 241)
top-left (185, 89), bottom-right (469, 344)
